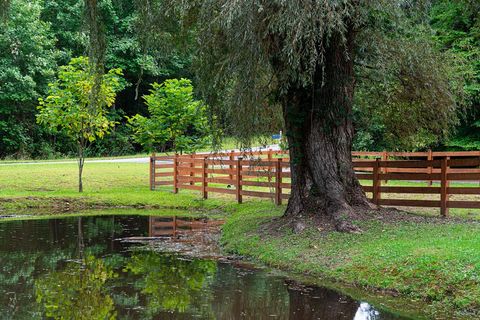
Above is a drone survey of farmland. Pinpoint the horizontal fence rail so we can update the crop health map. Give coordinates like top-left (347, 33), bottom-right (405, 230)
top-left (150, 150), bottom-right (480, 217)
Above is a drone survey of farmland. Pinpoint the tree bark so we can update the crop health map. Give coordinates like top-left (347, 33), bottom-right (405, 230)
top-left (280, 29), bottom-right (371, 232)
top-left (78, 142), bottom-right (84, 193)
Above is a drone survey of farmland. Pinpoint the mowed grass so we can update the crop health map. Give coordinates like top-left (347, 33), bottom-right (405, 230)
top-left (0, 162), bottom-right (223, 212)
top-left (0, 162), bottom-right (149, 193)
top-left (0, 161), bottom-right (277, 213)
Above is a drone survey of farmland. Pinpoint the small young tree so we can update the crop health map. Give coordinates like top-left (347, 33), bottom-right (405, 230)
top-left (129, 78), bottom-right (211, 154)
top-left (37, 56), bottom-right (123, 192)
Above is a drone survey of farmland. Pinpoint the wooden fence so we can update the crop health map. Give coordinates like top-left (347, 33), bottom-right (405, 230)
top-left (150, 150), bottom-right (480, 217)
top-left (149, 149), bottom-right (288, 189)
top-left (353, 150), bottom-right (480, 186)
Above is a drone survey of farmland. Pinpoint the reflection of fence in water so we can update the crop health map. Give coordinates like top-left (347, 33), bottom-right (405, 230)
top-left (148, 216), bottom-right (224, 238)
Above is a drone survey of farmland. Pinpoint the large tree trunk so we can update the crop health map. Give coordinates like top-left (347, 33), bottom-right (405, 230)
top-left (281, 29), bottom-right (371, 232)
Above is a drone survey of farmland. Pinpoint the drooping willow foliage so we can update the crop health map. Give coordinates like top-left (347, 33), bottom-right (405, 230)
top-left (167, 0), bottom-right (463, 149)
top-left (355, 28), bottom-right (464, 150)
top-left (0, 0), bottom-right (9, 20)
top-left (83, 0), bottom-right (106, 114)
top-left (132, 0), bottom-right (196, 99)
top-left (190, 0), bottom-right (365, 145)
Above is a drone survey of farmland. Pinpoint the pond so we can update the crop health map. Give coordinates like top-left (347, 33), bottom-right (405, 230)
top-left (0, 214), bottom-right (413, 319)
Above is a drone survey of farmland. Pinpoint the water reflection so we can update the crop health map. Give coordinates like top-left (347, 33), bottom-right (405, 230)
top-left (287, 281), bottom-right (384, 320)
top-left (125, 252), bottom-right (217, 317)
top-left (0, 215), bottom-right (412, 319)
top-left (35, 255), bottom-right (116, 319)
top-left (355, 303), bottom-right (382, 320)
top-left (148, 216), bottom-right (224, 238)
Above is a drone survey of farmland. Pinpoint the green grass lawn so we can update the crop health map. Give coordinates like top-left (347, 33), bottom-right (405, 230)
top-left (1, 160), bottom-right (480, 318)
top-left (0, 161), bottom-right (277, 215)
top-left (0, 162), bottom-right (216, 213)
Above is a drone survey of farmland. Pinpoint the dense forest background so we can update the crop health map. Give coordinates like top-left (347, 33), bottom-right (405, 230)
top-left (0, 0), bottom-right (478, 159)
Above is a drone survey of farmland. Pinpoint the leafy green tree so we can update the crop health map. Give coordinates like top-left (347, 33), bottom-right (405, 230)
top-left (40, 0), bottom-right (194, 111)
top-left (129, 78), bottom-right (211, 153)
top-left (36, 56), bottom-right (123, 192)
top-left (431, 0), bottom-right (479, 108)
top-left (430, 0), bottom-right (480, 150)
top-left (0, 0), bottom-right (196, 159)
top-left (0, 0), bottom-right (57, 158)
top-left (40, 0), bottom-right (85, 64)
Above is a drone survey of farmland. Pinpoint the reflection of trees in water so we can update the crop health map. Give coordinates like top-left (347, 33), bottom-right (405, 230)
top-left (35, 255), bottom-right (117, 320)
top-left (0, 216), bottom-right (123, 319)
top-left (125, 251), bottom-right (217, 318)
top-left (0, 217), bottom-right (404, 320)
top-left (210, 265), bottom-right (290, 319)
top-left (0, 252), bottom-right (42, 318)
top-left (0, 249), bottom-right (73, 319)
top-left (83, 216), bottom-right (123, 239)
top-left (287, 281), bottom-right (360, 320)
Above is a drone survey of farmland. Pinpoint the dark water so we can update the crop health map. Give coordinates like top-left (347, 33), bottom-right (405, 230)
top-left (0, 215), bottom-right (411, 319)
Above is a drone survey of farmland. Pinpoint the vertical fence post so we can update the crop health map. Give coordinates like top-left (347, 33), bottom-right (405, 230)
top-left (267, 149), bottom-right (273, 183)
top-left (373, 158), bottom-right (382, 205)
top-left (428, 149), bottom-right (433, 186)
top-left (202, 156), bottom-right (208, 199)
top-left (440, 157), bottom-right (449, 217)
top-left (275, 158), bottom-right (282, 205)
top-left (229, 150), bottom-right (234, 180)
top-left (382, 150), bottom-right (388, 184)
top-left (189, 153), bottom-right (195, 186)
top-left (150, 153), bottom-right (155, 191)
top-left (236, 157), bottom-right (243, 204)
top-left (173, 154), bottom-right (178, 194)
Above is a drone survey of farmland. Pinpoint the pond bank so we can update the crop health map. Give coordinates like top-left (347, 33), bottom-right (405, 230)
top-left (0, 195), bottom-right (226, 217)
top-left (221, 203), bottom-right (480, 319)
top-left (0, 213), bottom-right (414, 319)
top-left (1, 192), bottom-right (480, 318)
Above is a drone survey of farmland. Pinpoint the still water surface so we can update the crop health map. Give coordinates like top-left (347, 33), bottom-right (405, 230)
top-left (0, 215), bottom-right (411, 319)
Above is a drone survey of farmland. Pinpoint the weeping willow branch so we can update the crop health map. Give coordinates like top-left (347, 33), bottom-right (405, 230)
top-left (84, 0), bottom-right (106, 112)
top-left (0, 0), bottom-right (10, 21)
